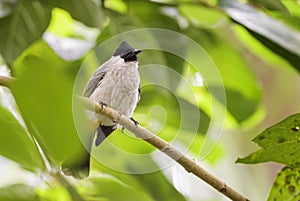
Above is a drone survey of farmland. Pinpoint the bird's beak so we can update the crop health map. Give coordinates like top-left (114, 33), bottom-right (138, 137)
top-left (134, 49), bottom-right (142, 55)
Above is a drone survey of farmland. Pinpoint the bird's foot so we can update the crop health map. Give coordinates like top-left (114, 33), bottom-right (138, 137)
top-left (99, 101), bottom-right (107, 109)
top-left (121, 118), bottom-right (138, 133)
top-left (130, 117), bottom-right (139, 126)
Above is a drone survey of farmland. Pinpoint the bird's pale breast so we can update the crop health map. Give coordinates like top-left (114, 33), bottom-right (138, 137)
top-left (89, 60), bottom-right (140, 125)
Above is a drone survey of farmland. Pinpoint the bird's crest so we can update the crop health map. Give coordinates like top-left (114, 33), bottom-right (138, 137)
top-left (113, 41), bottom-right (135, 56)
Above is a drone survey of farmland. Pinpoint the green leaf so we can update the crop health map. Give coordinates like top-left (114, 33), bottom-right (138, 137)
top-left (0, 0), bottom-right (52, 65)
top-left (46, 0), bottom-right (105, 28)
top-left (220, 0), bottom-right (300, 72)
top-left (0, 184), bottom-right (39, 201)
top-left (237, 113), bottom-right (300, 166)
top-left (249, 0), bottom-right (289, 14)
top-left (278, 1), bottom-right (300, 31)
top-left (179, 4), bottom-right (225, 27)
top-left (80, 175), bottom-right (153, 201)
top-left (11, 40), bottom-right (87, 166)
top-left (187, 27), bottom-right (262, 123)
top-left (36, 185), bottom-right (71, 201)
top-left (0, 104), bottom-right (44, 171)
top-left (0, 0), bottom-right (17, 18)
top-left (91, 160), bottom-right (186, 201)
top-left (267, 167), bottom-right (300, 201)
top-left (127, 1), bottom-right (185, 76)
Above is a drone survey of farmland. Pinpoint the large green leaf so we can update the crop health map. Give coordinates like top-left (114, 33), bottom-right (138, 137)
top-left (0, 0), bottom-right (18, 18)
top-left (0, 184), bottom-right (39, 201)
top-left (80, 175), bottom-right (153, 201)
top-left (127, 1), bottom-right (185, 77)
top-left (268, 167), bottom-right (300, 201)
top-left (248, 0), bottom-right (289, 14)
top-left (0, 105), bottom-right (44, 171)
top-left (11, 40), bottom-right (87, 166)
top-left (91, 159), bottom-right (186, 201)
top-left (0, 0), bottom-right (52, 65)
top-left (187, 27), bottom-right (262, 123)
top-left (219, 0), bottom-right (300, 72)
top-left (237, 113), bottom-right (300, 166)
top-left (46, 0), bottom-right (105, 28)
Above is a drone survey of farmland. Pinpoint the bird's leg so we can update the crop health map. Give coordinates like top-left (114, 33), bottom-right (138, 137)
top-left (121, 118), bottom-right (139, 133)
top-left (99, 101), bottom-right (107, 109)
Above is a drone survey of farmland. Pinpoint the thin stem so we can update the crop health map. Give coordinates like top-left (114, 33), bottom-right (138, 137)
top-left (50, 171), bottom-right (86, 201)
top-left (0, 75), bottom-right (15, 88)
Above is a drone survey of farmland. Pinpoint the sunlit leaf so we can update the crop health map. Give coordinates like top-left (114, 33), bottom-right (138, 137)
top-left (249, 0), bottom-right (289, 14)
top-left (91, 161), bottom-right (186, 201)
top-left (187, 27), bottom-right (262, 123)
top-left (0, 104), bottom-right (44, 171)
top-left (11, 40), bottom-right (87, 166)
top-left (237, 113), bottom-right (300, 166)
top-left (0, 184), bottom-right (39, 201)
top-left (179, 4), bottom-right (225, 27)
top-left (267, 167), bottom-right (300, 201)
top-left (37, 185), bottom-right (71, 201)
top-left (128, 1), bottom-right (185, 76)
top-left (80, 175), bottom-right (153, 201)
top-left (279, 1), bottom-right (300, 31)
top-left (220, 0), bottom-right (300, 72)
top-left (0, 0), bottom-right (52, 65)
top-left (46, 0), bottom-right (105, 28)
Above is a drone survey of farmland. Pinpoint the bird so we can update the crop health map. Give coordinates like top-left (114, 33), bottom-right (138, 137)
top-left (62, 41), bottom-right (142, 178)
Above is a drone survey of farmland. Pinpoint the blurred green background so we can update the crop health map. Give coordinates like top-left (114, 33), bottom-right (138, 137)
top-left (0, 0), bottom-right (299, 200)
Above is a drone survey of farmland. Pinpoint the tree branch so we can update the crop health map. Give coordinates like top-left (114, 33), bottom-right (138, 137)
top-left (80, 97), bottom-right (250, 201)
top-left (0, 76), bottom-right (249, 200)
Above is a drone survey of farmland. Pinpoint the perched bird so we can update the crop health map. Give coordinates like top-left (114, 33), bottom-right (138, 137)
top-left (62, 41), bottom-right (142, 178)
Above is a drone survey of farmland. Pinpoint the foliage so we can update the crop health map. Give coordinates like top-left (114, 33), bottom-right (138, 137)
top-left (267, 167), bottom-right (300, 201)
top-left (0, 0), bottom-right (299, 200)
top-left (237, 113), bottom-right (300, 167)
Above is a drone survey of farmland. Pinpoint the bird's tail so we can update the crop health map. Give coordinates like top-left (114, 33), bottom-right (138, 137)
top-left (95, 125), bottom-right (116, 146)
top-left (61, 151), bottom-right (91, 179)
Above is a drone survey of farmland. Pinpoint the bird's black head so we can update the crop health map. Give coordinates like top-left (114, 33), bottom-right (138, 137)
top-left (113, 41), bottom-right (142, 62)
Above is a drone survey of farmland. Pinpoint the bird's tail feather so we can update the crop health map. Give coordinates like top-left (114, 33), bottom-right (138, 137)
top-left (95, 125), bottom-right (116, 146)
top-left (61, 151), bottom-right (90, 179)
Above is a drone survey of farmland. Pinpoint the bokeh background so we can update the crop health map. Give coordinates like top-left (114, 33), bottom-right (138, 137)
top-left (0, 0), bottom-right (299, 200)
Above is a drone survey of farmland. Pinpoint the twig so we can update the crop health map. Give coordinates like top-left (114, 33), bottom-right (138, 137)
top-left (50, 171), bottom-right (86, 201)
top-left (80, 96), bottom-right (250, 201)
top-left (0, 75), bottom-right (15, 88)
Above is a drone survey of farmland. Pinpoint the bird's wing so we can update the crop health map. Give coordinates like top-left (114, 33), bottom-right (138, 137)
top-left (82, 63), bottom-right (111, 97)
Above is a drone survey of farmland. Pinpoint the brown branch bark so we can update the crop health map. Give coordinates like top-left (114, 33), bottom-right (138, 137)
top-left (80, 97), bottom-right (250, 201)
top-left (0, 76), bottom-right (249, 201)
top-left (0, 75), bottom-right (15, 88)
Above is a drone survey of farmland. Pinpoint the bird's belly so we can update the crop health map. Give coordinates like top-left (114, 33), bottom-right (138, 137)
top-left (88, 68), bottom-right (139, 125)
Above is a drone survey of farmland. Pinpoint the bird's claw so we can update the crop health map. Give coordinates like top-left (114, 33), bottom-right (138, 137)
top-left (130, 117), bottom-right (139, 126)
top-left (99, 101), bottom-right (107, 109)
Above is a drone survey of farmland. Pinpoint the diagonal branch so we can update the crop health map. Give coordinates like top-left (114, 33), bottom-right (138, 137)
top-left (80, 97), bottom-right (250, 201)
top-left (0, 75), bottom-right (15, 88)
top-left (0, 76), bottom-right (249, 201)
